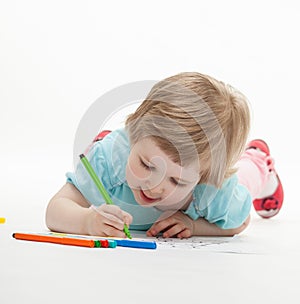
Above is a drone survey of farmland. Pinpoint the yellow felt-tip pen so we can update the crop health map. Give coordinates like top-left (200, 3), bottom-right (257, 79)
top-left (0, 217), bottom-right (6, 224)
top-left (79, 154), bottom-right (132, 239)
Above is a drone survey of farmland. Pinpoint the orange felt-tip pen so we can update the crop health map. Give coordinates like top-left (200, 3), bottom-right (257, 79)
top-left (13, 232), bottom-right (96, 248)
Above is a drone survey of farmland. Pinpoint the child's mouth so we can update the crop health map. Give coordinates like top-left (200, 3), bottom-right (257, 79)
top-left (139, 190), bottom-right (160, 204)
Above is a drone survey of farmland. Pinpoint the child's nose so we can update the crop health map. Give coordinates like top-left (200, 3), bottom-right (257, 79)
top-left (151, 185), bottom-right (164, 194)
top-left (146, 180), bottom-right (164, 194)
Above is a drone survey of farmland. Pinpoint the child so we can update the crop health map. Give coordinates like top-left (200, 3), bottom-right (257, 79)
top-left (46, 72), bottom-right (284, 238)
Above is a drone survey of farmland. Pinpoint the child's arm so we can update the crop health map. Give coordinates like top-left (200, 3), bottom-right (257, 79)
top-left (46, 183), bottom-right (132, 237)
top-left (147, 211), bottom-right (250, 238)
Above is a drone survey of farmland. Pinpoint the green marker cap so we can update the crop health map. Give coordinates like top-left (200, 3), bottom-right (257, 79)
top-left (94, 240), bottom-right (101, 248)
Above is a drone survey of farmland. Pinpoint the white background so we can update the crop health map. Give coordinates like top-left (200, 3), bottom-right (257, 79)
top-left (0, 1), bottom-right (299, 303)
top-left (1, 0), bottom-right (298, 218)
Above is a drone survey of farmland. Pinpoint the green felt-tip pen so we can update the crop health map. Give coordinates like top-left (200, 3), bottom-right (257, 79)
top-left (79, 154), bottom-right (132, 239)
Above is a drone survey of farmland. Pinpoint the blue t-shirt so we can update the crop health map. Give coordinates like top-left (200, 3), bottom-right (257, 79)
top-left (66, 128), bottom-right (251, 230)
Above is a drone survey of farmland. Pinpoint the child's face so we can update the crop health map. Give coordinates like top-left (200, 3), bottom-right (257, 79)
top-left (126, 137), bottom-right (200, 209)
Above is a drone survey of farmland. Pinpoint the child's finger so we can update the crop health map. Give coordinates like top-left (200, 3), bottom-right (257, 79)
top-left (147, 220), bottom-right (170, 236)
top-left (102, 225), bottom-right (126, 238)
top-left (92, 205), bottom-right (133, 231)
top-left (99, 205), bottom-right (133, 225)
top-left (101, 212), bottom-right (126, 230)
top-left (161, 224), bottom-right (183, 238)
top-left (96, 204), bottom-right (125, 221)
top-left (177, 229), bottom-right (192, 239)
top-left (122, 211), bottom-right (133, 226)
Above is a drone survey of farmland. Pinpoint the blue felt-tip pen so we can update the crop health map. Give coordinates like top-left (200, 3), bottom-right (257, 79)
top-left (114, 239), bottom-right (157, 250)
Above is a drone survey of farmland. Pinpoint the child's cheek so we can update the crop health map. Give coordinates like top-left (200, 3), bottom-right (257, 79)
top-left (168, 186), bottom-right (193, 203)
top-left (125, 161), bottom-right (144, 188)
top-left (126, 157), bottom-right (151, 180)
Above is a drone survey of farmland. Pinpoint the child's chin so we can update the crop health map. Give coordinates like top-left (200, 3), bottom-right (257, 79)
top-left (138, 202), bottom-right (157, 207)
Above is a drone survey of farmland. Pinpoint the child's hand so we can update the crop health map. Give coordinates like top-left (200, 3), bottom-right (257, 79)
top-left (85, 204), bottom-right (133, 237)
top-left (147, 211), bottom-right (194, 238)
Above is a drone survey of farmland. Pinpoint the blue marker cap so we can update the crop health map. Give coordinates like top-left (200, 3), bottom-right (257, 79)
top-left (108, 240), bottom-right (117, 248)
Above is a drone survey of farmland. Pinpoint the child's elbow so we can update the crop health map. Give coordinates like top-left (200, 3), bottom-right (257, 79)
top-left (231, 215), bottom-right (251, 235)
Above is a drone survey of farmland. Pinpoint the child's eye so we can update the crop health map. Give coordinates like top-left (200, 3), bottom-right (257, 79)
top-left (170, 177), bottom-right (185, 187)
top-left (139, 158), bottom-right (154, 170)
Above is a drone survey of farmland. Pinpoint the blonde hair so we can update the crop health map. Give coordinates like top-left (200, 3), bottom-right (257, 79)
top-left (125, 72), bottom-right (250, 187)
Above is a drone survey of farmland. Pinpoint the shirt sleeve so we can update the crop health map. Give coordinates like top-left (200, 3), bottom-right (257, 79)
top-left (66, 142), bottom-right (111, 206)
top-left (66, 129), bottom-right (129, 206)
top-left (184, 175), bottom-right (252, 229)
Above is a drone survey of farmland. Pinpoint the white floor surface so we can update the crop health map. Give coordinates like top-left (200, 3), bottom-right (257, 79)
top-left (1, 150), bottom-right (299, 304)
